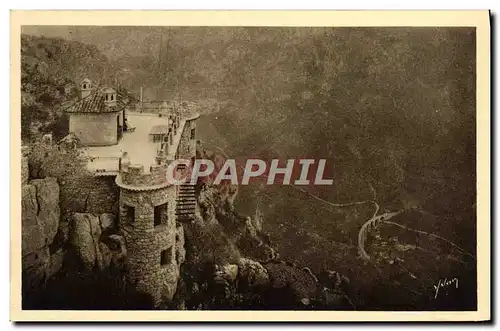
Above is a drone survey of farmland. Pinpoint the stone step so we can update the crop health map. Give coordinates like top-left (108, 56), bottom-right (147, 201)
top-left (177, 193), bottom-right (196, 198)
top-left (177, 202), bottom-right (196, 206)
top-left (177, 197), bottom-right (196, 201)
top-left (178, 190), bottom-right (195, 195)
top-left (177, 210), bottom-right (195, 214)
top-left (177, 201), bottom-right (196, 206)
top-left (178, 188), bottom-right (195, 192)
top-left (177, 204), bottom-right (196, 209)
top-left (178, 189), bottom-right (195, 193)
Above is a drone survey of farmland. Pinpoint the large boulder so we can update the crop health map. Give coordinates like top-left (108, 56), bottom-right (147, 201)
top-left (216, 264), bottom-right (238, 283)
top-left (31, 178), bottom-right (60, 242)
top-left (22, 185), bottom-right (38, 226)
top-left (162, 265), bottom-right (180, 302)
top-left (22, 184), bottom-right (45, 255)
top-left (175, 224), bottom-right (186, 266)
top-left (69, 213), bottom-right (102, 270)
top-left (21, 177), bottom-right (62, 289)
top-left (99, 213), bottom-right (115, 231)
top-left (22, 177), bottom-right (61, 283)
top-left (237, 258), bottom-right (270, 289)
top-left (264, 261), bottom-right (319, 307)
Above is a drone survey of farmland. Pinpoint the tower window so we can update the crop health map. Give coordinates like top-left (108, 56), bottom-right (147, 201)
top-left (106, 94), bottom-right (109, 101)
top-left (111, 94), bottom-right (114, 101)
top-left (160, 247), bottom-right (173, 266)
top-left (125, 205), bottom-right (135, 224)
top-left (154, 202), bottom-right (168, 227)
top-left (83, 84), bottom-right (86, 89)
top-left (190, 128), bottom-right (196, 140)
top-left (152, 134), bottom-right (162, 143)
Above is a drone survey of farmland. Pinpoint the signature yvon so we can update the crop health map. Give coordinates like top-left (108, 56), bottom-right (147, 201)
top-left (433, 277), bottom-right (459, 299)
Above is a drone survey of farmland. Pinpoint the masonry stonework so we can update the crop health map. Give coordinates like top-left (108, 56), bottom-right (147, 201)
top-left (115, 112), bottom-right (198, 307)
top-left (178, 118), bottom-right (197, 160)
top-left (118, 183), bottom-right (178, 306)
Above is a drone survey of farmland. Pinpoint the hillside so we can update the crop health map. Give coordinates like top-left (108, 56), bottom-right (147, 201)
top-left (21, 34), bottom-right (121, 141)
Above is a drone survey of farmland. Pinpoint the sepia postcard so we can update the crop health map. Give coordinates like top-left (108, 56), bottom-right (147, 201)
top-left (10, 10), bottom-right (490, 322)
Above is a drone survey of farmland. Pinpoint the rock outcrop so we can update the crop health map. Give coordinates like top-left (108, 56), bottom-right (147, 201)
top-left (31, 178), bottom-right (61, 241)
top-left (69, 213), bottom-right (103, 270)
top-left (21, 177), bottom-right (61, 285)
top-left (99, 213), bottom-right (115, 232)
top-left (237, 258), bottom-right (270, 289)
top-left (68, 212), bottom-right (124, 271)
top-left (196, 183), bottom-right (277, 262)
top-left (175, 224), bottom-right (186, 266)
top-left (174, 146), bottom-right (353, 310)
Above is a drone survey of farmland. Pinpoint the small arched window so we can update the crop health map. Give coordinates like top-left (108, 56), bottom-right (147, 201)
top-left (83, 84), bottom-right (86, 89)
top-left (105, 94), bottom-right (109, 101)
top-left (111, 94), bottom-right (114, 101)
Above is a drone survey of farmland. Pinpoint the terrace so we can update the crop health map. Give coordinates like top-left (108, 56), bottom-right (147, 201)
top-left (81, 112), bottom-right (186, 176)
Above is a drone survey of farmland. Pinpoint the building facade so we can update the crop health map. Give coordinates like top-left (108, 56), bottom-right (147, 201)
top-left (66, 79), bottom-right (128, 146)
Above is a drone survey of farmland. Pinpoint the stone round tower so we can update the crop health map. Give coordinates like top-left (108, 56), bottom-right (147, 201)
top-left (114, 110), bottom-right (199, 308)
top-left (115, 161), bottom-right (180, 307)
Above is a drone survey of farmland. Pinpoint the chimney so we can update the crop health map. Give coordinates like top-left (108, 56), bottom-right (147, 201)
top-left (81, 78), bottom-right (92, 99)
top-left (104, 87), bottom-right (117, 107)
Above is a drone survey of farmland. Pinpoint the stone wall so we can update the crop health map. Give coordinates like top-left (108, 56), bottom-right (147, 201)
top-left (178, 119), bottom-right (197, 160)
top-left (119, 185), bottom-right (179, 306)
top-left (69, 112), bottom-right (119, 146)
top-left (120, 164), bottom-right (169, 188)
top-left (60, 176), bottom-right (119, 214)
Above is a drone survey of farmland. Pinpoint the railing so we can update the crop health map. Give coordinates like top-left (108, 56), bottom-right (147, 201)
top-left (133, 101), bottom-right (175, 114)
top-left (131, 100), bottom-right (199, 118)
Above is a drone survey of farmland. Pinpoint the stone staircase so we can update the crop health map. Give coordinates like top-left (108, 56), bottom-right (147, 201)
top-left (176, 164), bottom-right (196, 222)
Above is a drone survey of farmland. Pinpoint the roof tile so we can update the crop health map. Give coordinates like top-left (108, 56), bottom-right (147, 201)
top-left (66, 89), bottom-right (129, 113)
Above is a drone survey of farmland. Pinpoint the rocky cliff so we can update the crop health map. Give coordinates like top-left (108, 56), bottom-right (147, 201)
top-left (21, 143), bottom-right (352, 310)
top-left (21, 152), bottom-right (128, 309)
top-left (171, 146), bottom-right (353, 310)
top-left (22, 177), bottom-right (61, 290)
